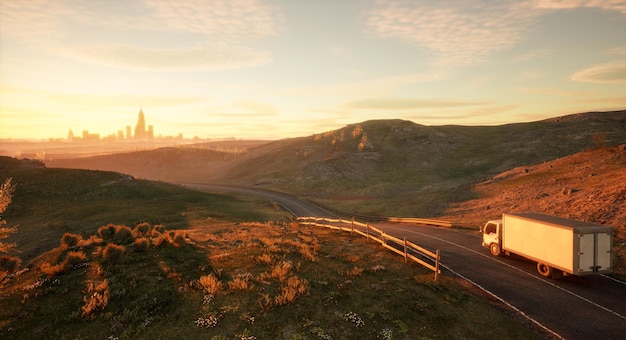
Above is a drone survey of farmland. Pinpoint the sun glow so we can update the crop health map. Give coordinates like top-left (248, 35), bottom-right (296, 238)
top-left (1, 1), bottom-right (624, 141)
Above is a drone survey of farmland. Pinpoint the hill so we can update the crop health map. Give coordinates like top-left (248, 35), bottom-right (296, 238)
top-left (0, 159), bottom-right (536, 339)
top-left (48, 110), bottom-right (626, 217)
top-left (0, 157), bottom-right (290, 260)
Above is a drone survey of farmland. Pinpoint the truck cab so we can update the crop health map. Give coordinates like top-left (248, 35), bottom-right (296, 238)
top-left (481, 219), bottom-right (502, 256)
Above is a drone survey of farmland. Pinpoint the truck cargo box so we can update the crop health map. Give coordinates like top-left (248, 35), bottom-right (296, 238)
top-left (502, 213), bottom-right (612, 275)
top-left (502, 212), bottom-right (612, 275)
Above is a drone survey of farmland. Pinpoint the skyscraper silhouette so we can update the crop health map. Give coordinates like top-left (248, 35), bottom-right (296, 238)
top-left (134, 107), bottom-right (147, 139)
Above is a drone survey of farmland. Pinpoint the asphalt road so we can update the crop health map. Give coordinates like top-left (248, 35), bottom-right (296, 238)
top-left (186, 184), bottom-right (626, 340)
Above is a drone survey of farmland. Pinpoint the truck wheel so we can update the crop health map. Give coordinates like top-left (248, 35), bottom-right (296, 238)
top-left (489, 243), bottom-right (501, 256)
top-left (537, 263), bottom-right (552, 278)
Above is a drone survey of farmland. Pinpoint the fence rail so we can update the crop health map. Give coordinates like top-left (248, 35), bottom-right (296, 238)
top-left (297, 217), bottom-right (441, 281)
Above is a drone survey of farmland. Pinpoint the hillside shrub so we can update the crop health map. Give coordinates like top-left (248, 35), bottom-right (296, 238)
top-left (0, 255), bottom-right (21, 272)
top-left (171, 231), bottom-right (187, 247)
top-left (152, 233), bottom-right (172, 248)
top-left (63, 251), bottom-right (88, 268)
top-left (102, 243), bottom-right (126, 265)
top-left (40, 250), bottom-right (88, 277)
top-left (97, 224), bottom-right (117, 242)
top-left (61, 233), bottom-right (82, 249)
top-left (133, 237), bottom-right (149, 252)
top-left (133, 222), bottom-right (151, 238)
top-left (79, 235), bottom-right (102, 248)
top-left (151, 224), bottom-right (165, 237)
top-left (112, 225), bottom-right (134, 245)
top-left (40, 262), bottom-right (64, 277)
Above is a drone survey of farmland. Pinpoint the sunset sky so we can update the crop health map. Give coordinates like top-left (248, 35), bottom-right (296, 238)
top-left (1, 0), bottom-right (625, 140)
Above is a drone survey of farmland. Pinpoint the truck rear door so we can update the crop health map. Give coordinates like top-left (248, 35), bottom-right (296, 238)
top-left (578, 231), bottom-right (612, 274)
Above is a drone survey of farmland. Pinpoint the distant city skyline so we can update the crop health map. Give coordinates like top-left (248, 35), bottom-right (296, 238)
top-left (1, 1), bottom-right (625, 140)
top-left (64, 107), bottom-right (184, 143)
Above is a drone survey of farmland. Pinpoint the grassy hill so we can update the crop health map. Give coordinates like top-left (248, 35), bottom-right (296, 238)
top-left (49, 110), bottom-right (626, 217)
top-left (0, 157), bottom-right (290, 260)
top-left (0, 159), bottom-right (537, 339)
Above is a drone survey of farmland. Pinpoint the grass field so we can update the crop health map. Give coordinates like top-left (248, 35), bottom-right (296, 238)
top-left (1, 221), bottom-right (536, 339)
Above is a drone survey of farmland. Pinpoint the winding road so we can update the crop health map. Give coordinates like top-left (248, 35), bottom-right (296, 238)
top-left (185, 184), bottom-right (626, 340)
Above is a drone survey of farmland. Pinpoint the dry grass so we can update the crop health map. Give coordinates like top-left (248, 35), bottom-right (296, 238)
top-left (80, 262), bottom-right (109, 317)
top-left (259, 260), bottom-right (293, 283)
top-left (40, 250), bottom-right (88, 277)
top-left (0, 220), bottom-right (538, 339)
top-left (256, 253), bottom-right (274, 265)
top-left (199, 274), bottom-right (223, 295)
top-left (227, 273), bottom-right (254, 291)
top-left (274, 276), bottom-right (309, 306)
top-left (347, 266), bottom-right (364, 277)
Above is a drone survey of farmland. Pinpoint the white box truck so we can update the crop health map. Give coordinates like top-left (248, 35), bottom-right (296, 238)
top-left (482, 212), bottom-right (612, 278)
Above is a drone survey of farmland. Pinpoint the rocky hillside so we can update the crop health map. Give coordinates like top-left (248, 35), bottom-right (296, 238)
top-left (440, 145), bottom-right (626, 275)
top-left (442, 145), bottom-right (625, 229)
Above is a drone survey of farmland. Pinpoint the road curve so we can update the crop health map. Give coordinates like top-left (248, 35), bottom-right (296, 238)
top-left (184, 184), bottom-right (626, 340)
top-left (179, 183), bottom-right (338, 218)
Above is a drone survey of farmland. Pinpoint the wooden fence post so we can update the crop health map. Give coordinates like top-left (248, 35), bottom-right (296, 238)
top-left (382, 229), bottom-right (385, 245)
top-left (351, 217), bottom-right (354, 234)
top-left (435, 249), bottom-right (441, 282)
top-left (366, 223), bottom-right (370, 242)
top-left (403, 237), bottom-right (407, 263)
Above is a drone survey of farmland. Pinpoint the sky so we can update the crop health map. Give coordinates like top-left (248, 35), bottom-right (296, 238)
top-left (1, 0), bottom-right (625, 140)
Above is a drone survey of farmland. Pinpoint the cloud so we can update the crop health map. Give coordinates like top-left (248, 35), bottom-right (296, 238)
top-left (606, 47), bottom-right (626, 55)
top-left (365, 1), bottom-right (626, 68)
top-left (570, 60), bottom-right (626, 83)
top-left (72, 43), bottom-right (272, 71)
top-left (515, 87), bottom-right (599, 97)
top-left (346, 97), bottom-right (490, 110)
top-left (510, 49), bottom-right (554, 63)
top-left (1, 0), bottom-right (280, 71)
top-left (366, 0), bottom-right (540, 67)
top-left (286, 71), bottom-right (446, 97)
top-left (141, 0), bottom-right (281, 40)
top-left (0, 0), bottom-right (281, 41)
top-left (533, 0), bottom-right (626, 14)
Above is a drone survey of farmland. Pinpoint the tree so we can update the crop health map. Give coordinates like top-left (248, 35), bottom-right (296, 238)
top-left (0, 178), bottom-right (18, 254)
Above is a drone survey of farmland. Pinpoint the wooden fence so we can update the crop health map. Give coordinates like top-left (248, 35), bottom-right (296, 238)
top-left (297, 217), bottom-right (441, 281)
